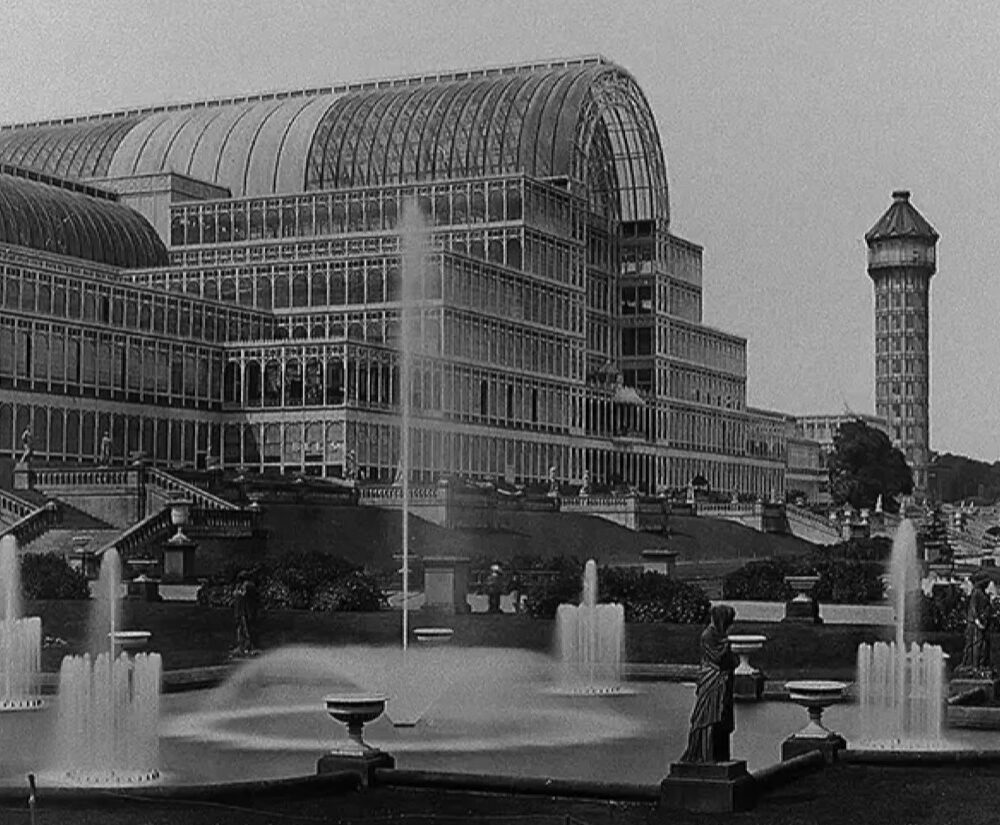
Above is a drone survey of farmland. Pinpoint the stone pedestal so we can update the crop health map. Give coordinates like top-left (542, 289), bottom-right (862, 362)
top-left (12, 462), bottom-right (31, 491)
top-left (317, 751), bottom-right (394, 787)
top-left (422, 556), bottom-right (470, 614)
top-left (163, 536), bottom-right (196, 583)
top-left (734, 671), bottom-right (766, 702)
top-left (782, 598), bottom-right (822, 623)
top-left (660, 761), bottom-right (756, 813)
top-left (641, 549), bottom-right (678, 577)
top-left (781, 732), bottom-right (846, 763)
top-left (126, 576), bottom-right (161, 601)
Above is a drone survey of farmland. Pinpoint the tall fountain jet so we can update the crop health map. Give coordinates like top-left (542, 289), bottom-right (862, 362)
top-left (856, 520), bottom-right (946, 747)
top-left (554, 560), bottom-right (626, 694)
top-left (53, 549), bottom-right (162, 784)
top-left (0, 534), bottom-right (42, 710)
top-left (398, 197), bottom-right (431, 651)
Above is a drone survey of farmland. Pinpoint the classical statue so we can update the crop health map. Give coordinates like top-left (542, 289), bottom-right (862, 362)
top-left (18, 428), bottom-right (33, 465)
top-left (679, 604), bottom-right (737, 763)
top-left (579, 470), bottom-right (592, 497)
top-left (98, 431), bottom-right (112, 466)
top-left (959, 574), bottom-right (993, 674)
top-left (232, 571), bottom-right (260, 656)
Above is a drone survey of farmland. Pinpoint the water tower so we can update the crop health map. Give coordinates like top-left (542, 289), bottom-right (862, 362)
top-left (865, 190), bottom-right (938, 496)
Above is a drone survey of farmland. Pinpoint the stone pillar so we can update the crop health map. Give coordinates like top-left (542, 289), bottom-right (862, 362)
top-left (421, 556), bottom-right (470, 614)
top-left (163, 500), bottom-right (196, 583)
top-left (12, 463), bottom-right (32, 491)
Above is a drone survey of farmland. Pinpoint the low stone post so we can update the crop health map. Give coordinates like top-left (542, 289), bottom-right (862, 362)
top-left (782, 575), bottom-right (822, 624)
top-left (421, 556), bottom-right (471, 614)
top-left (163, 500), bottom-right (196, 583)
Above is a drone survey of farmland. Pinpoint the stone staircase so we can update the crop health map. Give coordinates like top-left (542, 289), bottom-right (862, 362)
top-left (19, 502), bottom-right (120, 555)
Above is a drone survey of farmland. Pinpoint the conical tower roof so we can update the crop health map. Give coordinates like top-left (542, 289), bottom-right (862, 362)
top-left (865, 190), bottom-right (938, 244)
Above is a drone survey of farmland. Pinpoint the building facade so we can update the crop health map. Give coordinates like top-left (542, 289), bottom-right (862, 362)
top-left (865, 190), bottom-right (937, 494)
top-left (0, 57), bottom-right (787, 497)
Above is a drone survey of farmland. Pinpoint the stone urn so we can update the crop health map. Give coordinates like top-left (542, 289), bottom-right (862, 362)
top-left (782, 680), bottom-right (847, 762)
top-left (729, 635), bottom-right (767, 701)
top-left (318, 694), bottom-right (395, 785)
top-left (323, 694), bottom-right (388, 756)
top-left (783, 575), bottom-right (822, 624)
top-left (169, 500), bottom-right (192, 543)
top-left (413, 627), bottom-right (454, 645)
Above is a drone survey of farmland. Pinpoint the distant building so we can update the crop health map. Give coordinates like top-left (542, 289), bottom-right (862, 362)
top-left (866, 190), bottom-right (938, 495)
top-left (0, 56), bottom-right (789, 497)
top-left (794, 413), bottom-right (890, 451)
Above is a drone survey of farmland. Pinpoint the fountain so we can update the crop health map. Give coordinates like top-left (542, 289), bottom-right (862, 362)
top-left (0, 535), bottom-right (42, 711)
top-left (51, 549), bottom-right (162, 784)
top-left (553, 560), bottom-right (629, 695)
top-left (855, 519), bottom-right (947, 748)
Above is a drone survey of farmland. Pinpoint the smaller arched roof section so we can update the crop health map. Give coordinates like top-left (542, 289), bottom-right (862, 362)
top-left (0, 167), bottom-right (168, 268)
top-left (304, 62), bottom-right (669, 225)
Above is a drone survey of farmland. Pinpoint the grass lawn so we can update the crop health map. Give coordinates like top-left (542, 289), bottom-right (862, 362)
top-left (30, 599), bottom-right (975, 680)
top-left (206, 506), bottom-right (816, 577)
top-left (17, 763), bottom-right (1000, 824)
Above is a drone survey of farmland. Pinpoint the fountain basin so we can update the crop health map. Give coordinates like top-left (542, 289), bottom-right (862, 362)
top-left (413, 628), bottom-right (453, 645)
top-left (110, 631), bottom-right (151, 650)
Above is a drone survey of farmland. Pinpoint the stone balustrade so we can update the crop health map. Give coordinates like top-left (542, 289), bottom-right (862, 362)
top-left (146, 468), bottom-right (239, 511)
top-left (98, 508), bottom-right (174, 558)
top-left (0, 489), bottom-right (38, 522)
top-left (33, 468), bottom-right (130, 488)
top-left (0, 502), bottom-right (60, 545)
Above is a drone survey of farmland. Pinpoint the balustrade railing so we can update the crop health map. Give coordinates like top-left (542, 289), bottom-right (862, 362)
top-left (0, 489), bottom-right (38, 523)
top-left (146, 468), bottom-right (239, 510)
top-left (190, 507), bottom-right (256, 531)
top-left (34, 468), bottom-right (129, 487)
top-left (96, 508), bottom-right (173, 558)
top-left (359, 485), bottom-right (441, 502)
top-left (0, 502), bottom-right (60, 545)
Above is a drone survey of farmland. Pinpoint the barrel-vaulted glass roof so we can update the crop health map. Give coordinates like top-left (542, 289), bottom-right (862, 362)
top-left (0, 166), bottom-right (168, 268)
top-left (0, 57), bottom-right (669, 226)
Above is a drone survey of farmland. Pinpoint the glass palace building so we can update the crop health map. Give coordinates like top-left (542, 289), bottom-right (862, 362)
top-left (0, 56), bottom-right (787, 496)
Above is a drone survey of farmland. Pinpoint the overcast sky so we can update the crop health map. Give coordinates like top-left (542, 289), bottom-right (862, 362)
top-left (1, 0), bottom-right (997, 460)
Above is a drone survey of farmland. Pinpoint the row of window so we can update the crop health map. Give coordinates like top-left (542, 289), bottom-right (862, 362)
top-left (669, 324), bottom-right (746, 376)
top-left (1, 262), bottom-right (273, 345)
top-left (0, 322), bottom-right (223, 407)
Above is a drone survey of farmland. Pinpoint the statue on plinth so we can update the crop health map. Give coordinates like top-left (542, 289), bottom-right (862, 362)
top-left (18, 428), bottom-right (33, 465)
top-left (958, 574), bottom-right (993, 676)
top-left (547, 465), bottom-right (559, 498)
top-left (679, 604), bottom-right (737, 763)
top-left (579, 470), bottom-right (592, 498)
top-left (98, 431), bottom-right (112, 466)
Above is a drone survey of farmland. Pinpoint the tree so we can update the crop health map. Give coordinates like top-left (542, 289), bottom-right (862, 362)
top-left (827, 420), bottom-right (913, 514)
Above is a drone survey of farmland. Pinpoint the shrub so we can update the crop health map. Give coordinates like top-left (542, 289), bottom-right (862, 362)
top-left (195, 553), bottom-right (385, 612)
top-left (522, 558), bottom-right (585, 619)
top-left (21, 553), bottom-right (89, 600)
top-left (599, 567), bottom-right (710, 624)
top-left (723, 559), bottom-right (795, 601)
top-left (522, 559), bottom-right (709, 625)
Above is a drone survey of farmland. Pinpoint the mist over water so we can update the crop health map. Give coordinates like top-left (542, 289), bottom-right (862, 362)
top-left (0, 535), bottom-right (21, 622)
